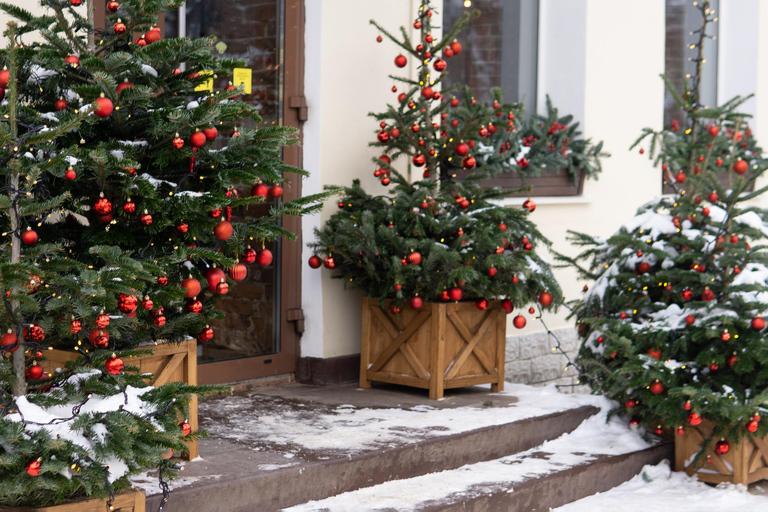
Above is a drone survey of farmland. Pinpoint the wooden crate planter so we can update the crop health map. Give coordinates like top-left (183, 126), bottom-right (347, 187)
top-left (42, 339), bottom-right (199, 461)
top-left (360, 298), bottom-right (506, 400)
top-left (2, 489), bottom-right (145, 512)
top-left (675, 420), bottom-right (768, 485)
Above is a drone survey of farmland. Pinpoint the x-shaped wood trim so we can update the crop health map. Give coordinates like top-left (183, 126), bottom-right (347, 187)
top-left (750, 437), bottom-right (768, 470)
top-left (685, 428), bottom-right (731, 476)
top-left (152, 353), bottom-right (186, 386)
top-left (445, 309), bottom-right (495, 379)
top-left (368, 309), bottom-right (432, 376)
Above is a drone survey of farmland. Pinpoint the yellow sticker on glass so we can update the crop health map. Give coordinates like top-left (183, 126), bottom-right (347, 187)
top-left (232, 68), bottom-right (252, 95)
top-left (194, 71), bottom-right (214, 93)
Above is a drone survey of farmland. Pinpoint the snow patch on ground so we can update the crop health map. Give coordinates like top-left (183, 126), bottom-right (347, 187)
top-left (554, 461), bottom-right (768, 512)
top-left (284, 395), bottom-right (652, 511)
top-left (130, 470), bottom-right (221, 496)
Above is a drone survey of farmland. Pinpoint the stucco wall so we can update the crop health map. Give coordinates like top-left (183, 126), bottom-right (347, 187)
top-left (297, 0), bottom-right (768, 363)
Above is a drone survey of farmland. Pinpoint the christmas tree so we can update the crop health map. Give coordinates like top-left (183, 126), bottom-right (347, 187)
top-left (309, 0), bottom-right (603, 322)
top-left (561, 3), bottom-right (767, 451)
top-left (0, 0), bottom-right (323, 507)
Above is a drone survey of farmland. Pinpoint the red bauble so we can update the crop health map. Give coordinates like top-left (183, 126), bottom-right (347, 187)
top-left (647, 348), bottom-right (662, 360)
top-left (498, 300), bottom-right (512, 314)
top-left (216, 279), bottom-right (229, 294)
top-left (202, 126), bottom-right (218, 141)
top-left (323, 256), bottom-right (336, 269)
top-left (26, 362), bottom-right (44, 380)
top-left (637, 262), bottom-right (651, 274)
top-left (203, 267), bottom-right (226, 292)
top-left (538, 292), bottom-right (553, 307)
top-left (412, 154), bottom-right (426, 167)
top-left (243, 247), bottom-right (257, 264)
top-left (145, 26), bottom-right (161, 44)
top-left (270, 185), bottom-right (284, 198)
top-left (70, 0), bottom-right (83, 5)
top-left (198, 325), bottom-right (214, 342)
top-left (26, 460), bottom-right (41, 477)
top-left (410, 296), bottom-right (423, 310)
top-left (450, 40), bottom-right (462, 55)
top-left (681, 289), bottom-right (693, 301)
top-left (180, 421), bottom-right (192, 436)
top-left (24, 324), bottom-right (45, 342)
top-left (406, 251), bottom-right (422, 265)
top-left (708, 125), bottom-right (719, 137)
top-left (708, 192), bottom-right (718, 203)
top-left (626, 399), bottom-right (637, 408)
top-left (142, 296), bottom-right (154, 310)
top-left (377, 130), bottom-right (390, 144)
top-left (228, 263), bottom-right (248, 281)
top-left (64, 167), bottom-right (76, 181)
top-left (455, 143), bottom-right (469, 156)
top-left (69, 318), bottom-right (82, 335)
top-left (64, 55), bottom-right (79, 67)
top-left (95, 312), bottom-right (110, 329)
top-left (749, 316), bottom-right (766, 332)
top-left (421, 87), bottom-right (434, 99)
top-left (675, 172), bottom-right (686, 183)
top-left (135, 36), bottom-right (147, 46)
top-left (21, 228), bottom-right (38, 246)
top-left (462, 156), bottom-right (476, 169)
top-left (89, 328), bottom-right (109, 348)
top-left (117, 294), bottom-right (138, 313)
top-left (185, 298), bottom-right (203, 315)
top-left (209, 208), bottom-right (222, 218)
top-left (394, 55), bottom-right (407, 68)
top-left (433, 58), bottom-right (446, 71)
top-left (487, 267), bottom-right (497, 277)
top-left (94, 96), bottom-right (113, 118)
top-left (1, 330), bottom-right (18, 353)
top-left (113, 19), bottom-right (126, 34)
top-left (105, 354), bottom-right (124, 375)
top-left (715, 439), bottom-right (730, 455)
top-left (55, 98), bottom-right (68, 111)
top-left (523, 199), bottom-right (536, 212)
top-left (214, 220), bottom-right (233, 241)
top-left (153, 314), bottom-right (166, 327)
top-left (701, 288), bottom-right (714, 301)
top-left (107, 1), bottom-right (120, 12)
top-left (190, 130), bottom-right (207, 148)
top-left (650, 381), bottom-right (664, 395)
top-left (734, 160), bottom-right (749, 175)
top-left (116, 79), bottom-right (133, 94)
top-left (182, 276), bottom-right (202, 298)
top-left (175, 223), bottom-right (189, 234)
top-left (0, 69), bottom-right (9, 89)
top-left (513, 315), bottom-right (527, 329)
top-left (251, 183), bottom-right (269, 198)
top-left (308, 255), bottom-right (322, 269)
top-left (448, 287), bottom-right (463, 302)
top-left (475, 299), bottom-right (488, 310)
top-left (139, 211), bottom-right (153, 226)
top-left (172, 135), bottom-right (184, 149)
top-left (94, 196), bottom-right (113, 215)
top-left (157, 276), bottom-right (168, 286)
top-left (256, 249), bottom-right (273, 267)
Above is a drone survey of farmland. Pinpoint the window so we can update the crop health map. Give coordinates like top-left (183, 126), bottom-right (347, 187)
top-left (442, 0), bottom-right (538, 112)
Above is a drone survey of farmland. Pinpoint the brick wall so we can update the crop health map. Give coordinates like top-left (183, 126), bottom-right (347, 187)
top-left (505, 327), bottom-right (584, 392)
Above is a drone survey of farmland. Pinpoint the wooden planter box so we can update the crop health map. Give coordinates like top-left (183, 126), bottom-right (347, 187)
top-left (360, 298), bottom-right (506, 400)
top-left (674, 420), bottom-right (768, 485)
top-left (42, 339), bottom-right (199, 460)
top-left (2, 489), bottom-right (145, 512)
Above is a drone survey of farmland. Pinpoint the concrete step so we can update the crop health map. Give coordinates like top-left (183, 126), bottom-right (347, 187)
top-left (142, 384), bottom-right (600, 512)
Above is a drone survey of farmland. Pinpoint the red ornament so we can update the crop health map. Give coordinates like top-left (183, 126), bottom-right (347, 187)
top-left (153, 314), bottom-right (166, 327)
top-left (190, 130), bottom-right (207, 148)
top-left (64, 55), bottom-right (79, 67)
top-left (685, 315), bottom-right (696, 326)
top-left (216, 278), bottom-right (229, 294)
top-left (637, 262), bottom-right (651, 274)
top-left (185, 298), bottom-right (203, 315)
top-left (228, 263), bottom-right (248, 281)
top-left (70, 0), bottom-right (83, 5)
top-left (684, 400), bottom-right (692, 411)
top-left (376, 35), bottom-right (383, 42)
top-left (55, 98), bottom-right (68, 111)
top-left (455, 143), bottom-right (469, 156)
top-left (157, 276), bottom-right (168, 286)
top-left (681, 289), bottom-right (693, 301)
top-left (64, 166), bottom-right (76, 181)
top-left (113, 19), bottom-right (126, 34)
top-left (26, 361), bottom-right (44, 380)
top-left (708, 125), bottom-right (719, 137)
top-left (26, 460), bottom-right (41, 477)
top-left (94, 196), bottom-right (113, 215)
top-left (701, 287), bottom-right (714, 301)
top-left (145, 26), bottom-right (161, 44)
top-left (523, 199), bottom-right (536, 212)
top-left (139, 211), bottom-right (153, 226)
top-left (203, 266), bottom-right (226, 292)
top-left (214, 220), bottom-right (233, 241)
top-left (107, 1), bottom-right (119, 12)
top-left (182, 276), bottom-right (201, 298)
top-left (475, 299), bottom-right (488, 310)
top-left (410, 296), bottom-right (423, 310)
top-left (714, 438), bottom-right (730, 455)
top-left (394, 55), bottom-right (407, 68)
top-left (501, 300), bottom-right (513, 314)
top-left (198, 325), bottom-right (214, 342)
top-left (487, 267), bottom-right (497, 277)
top-left (721, 330), bottom-right (731, 342)
top-left (251, 183), bottom-right (269, 199)
top-left (751, 316), bottom-right (766, 331)
top-left (180, 420), bottom-right (192, 436)
top-left (450, 40), bottom-right (462, 55)
top-left (448, 287), bottom-right (463, 302)
top-left (203, 126), bottom-right (218, 141)
top-left (412, 154), bottom-right (426, 167)
top-left (675, 172), bottom-right (686, 183)
top-left (323, 256), bottom-right (336, 269)
top-left (647, 348), bottom-right (662, 360)
top-left (308, 255), bottom-right (322, 269)
top-left (256, 249), bottom-right (273, 267)
top-left (24, 325), bottom-right (45, 342)
top-left (650, 380), bottom-right (664, 395)
top-left (390, 128), bottom-right (401, 138)
top-left (421, 87), bottom-right (434, 99)
top-left (142, 296), bottom-right (154, 310)
top-left (734, 160), bottom-right (748, 175)
top-left (270, 185), bottom-right (284, 198)
top-left (433, 59), bottom-right (446, 71)
top-left (172, 134), bottom-right (184, 149)
top-left (116, 79), bottom-right (134, 94)
top-left (117, 294), bottom-right (138, 313)
top-left (94, 96), bottom-right (113, 118)
top-left (89, 328), bottom-right (109, 348)
top-left (626, 399), bottom-right (637, 409)
top-left (95, 312), bottom-right (110, 329)
top-left (1, 330), bottom-right (18, 353)
top-left (21, 227), bottom-right (37, 246)
top-left (748, 420), bottom-right (759, 433)
top-left (513, 315), bottom-right (527, 329)
top-left (69, 318), bottom-right (82, 335)
top-left (538, 292), bottom-right (553, 307)
top-left (406, 251), bottom-right (422, 265)
top-left (105, 354), bottom-right (124, 375)
top-left (462, 156), bottom-right (476, 169)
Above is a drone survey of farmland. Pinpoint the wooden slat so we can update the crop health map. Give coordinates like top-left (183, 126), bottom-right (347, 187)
top-left (491, 309), bottom-right (505, 392)
top-left (8, 489), bottom-right (144, 512)
top-left (399, 343), bottom-right (429, 380)
top-left (368, 311), bottom-right (431, 373)
top-left (367, 371), bottom-right (430, 389)
top-left (445, 310), bottom-right (493, 380)
top-left (443, 374), bottom-right (498, 388)
top-left (359, 298), bottom-right (373, 389)
top-left (429, 303), bottom-right (446, 400)
top-left (151, 353), bottom-right (186, 386)
top-left (184, 338), bottom-right (199, 461)
top-left (371, 305), bottom-right (401, 340)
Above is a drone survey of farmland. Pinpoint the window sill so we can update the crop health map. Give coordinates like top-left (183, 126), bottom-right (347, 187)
top-left (490, 196), bottom-right (594, 207)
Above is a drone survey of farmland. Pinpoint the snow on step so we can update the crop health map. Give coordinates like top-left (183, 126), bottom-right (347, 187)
top-left (284, 395), bottom-right (652, 512)
top-left (554, 461), bottom-right (768, 511)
